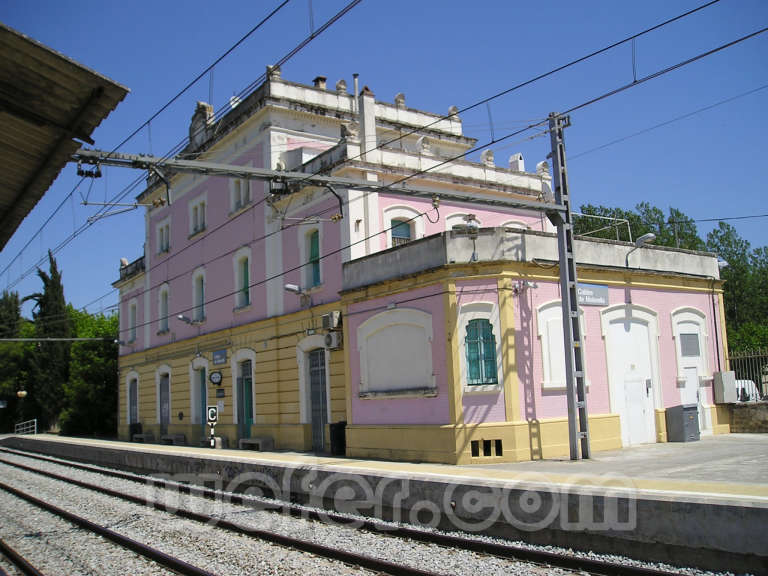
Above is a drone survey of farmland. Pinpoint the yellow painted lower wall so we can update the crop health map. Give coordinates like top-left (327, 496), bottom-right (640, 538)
top-left (711, 404), bottom-right (731, 434)
top-left (346, 414), bottom-right (622, 465)
top-left (117, 304), bottom-right (346, 452)
top-left (655, 409), bottom-right (668, 443)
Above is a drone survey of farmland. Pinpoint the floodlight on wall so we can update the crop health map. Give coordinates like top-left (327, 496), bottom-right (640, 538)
top-left (625, 232), bottom-right (656, 268)
top-left (16, 390), bottom-right (27, 399)
top-left (284, 283), bottom-right (311, 308)
top-left (177, 314), bottom-right (194, 324)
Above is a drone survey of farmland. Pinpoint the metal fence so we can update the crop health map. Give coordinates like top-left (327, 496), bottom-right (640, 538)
top-left (14, 419), bottom-right (37, 435)
top-left (729, 348), bottom-right (768, 400)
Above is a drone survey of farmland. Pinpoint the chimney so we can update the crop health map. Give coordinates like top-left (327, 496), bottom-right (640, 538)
top-left (358, 85), bottom-right (378, 163)
top-left (508, 153), bottom-right (524, 172)
top-left (313, 75), bottom-right (327, 90)
top-left (335, 78), bottom-right (347, 93)
top-left (394, 93), bottom-right (405, 108)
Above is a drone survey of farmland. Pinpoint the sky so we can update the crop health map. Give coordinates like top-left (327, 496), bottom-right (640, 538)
top-left (1, 0), bottom-right (766, 318)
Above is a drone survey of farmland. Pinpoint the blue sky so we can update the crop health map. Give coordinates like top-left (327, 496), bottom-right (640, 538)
top-left (1, 0), bottom-right (766, 317)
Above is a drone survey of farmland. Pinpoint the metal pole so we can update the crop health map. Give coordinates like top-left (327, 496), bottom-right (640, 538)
top-left (548, 113), bottom-right (591, 460)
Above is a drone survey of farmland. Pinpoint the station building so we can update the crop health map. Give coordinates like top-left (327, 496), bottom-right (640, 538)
top-left (115, 69), bottom-right (730, 463)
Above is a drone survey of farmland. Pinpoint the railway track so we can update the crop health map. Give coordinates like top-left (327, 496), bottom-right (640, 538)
top-left (0, 447), bottom-right (694, 576)
top-left (0, 536), bottom-right (46, 576)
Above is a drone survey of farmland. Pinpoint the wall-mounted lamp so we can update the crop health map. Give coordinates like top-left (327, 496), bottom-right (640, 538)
top-left (465, 214), bottom-right (480, 262)
top-left (16, 390), bottom-right (27, 399)
top-left (177, 314), bottom-right (194, 325)
top-left (284, 283), bottom-right (311, 308)
top-left (625, 232), bottom-right (656, 268)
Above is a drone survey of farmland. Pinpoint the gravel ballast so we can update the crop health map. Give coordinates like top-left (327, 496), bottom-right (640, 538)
top-left (0, 449), bottom-right (745, 576)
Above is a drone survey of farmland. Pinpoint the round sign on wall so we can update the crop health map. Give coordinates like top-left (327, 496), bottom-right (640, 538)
top-left (209, 371), bottom-right (222, 385)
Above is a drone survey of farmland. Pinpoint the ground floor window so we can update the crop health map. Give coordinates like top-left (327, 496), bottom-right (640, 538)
top-left (465, 318), bottom-right (498, 385)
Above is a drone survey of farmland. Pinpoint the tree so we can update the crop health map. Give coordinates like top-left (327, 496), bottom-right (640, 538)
top-left (706, 222), bottom-right (752, 332)
top-left (21, 250), bottom-right (71, 430)
top-left (0, 290), bottom-right (24, 432)
top-left (574, 203), bottom-right (705, 251)
top-left (59, 308), bottom-right (118, 437)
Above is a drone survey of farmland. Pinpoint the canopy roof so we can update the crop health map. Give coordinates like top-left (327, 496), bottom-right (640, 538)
top-left (0, 23), bottom-right (129, 250)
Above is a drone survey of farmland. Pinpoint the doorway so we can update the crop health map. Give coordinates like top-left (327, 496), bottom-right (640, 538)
top-left (602, 306), bottom-right (660, 446)
top-left (237, 359), bottom-right (253, 441)
top-left (309, 348), bottom-right (328, 452)
top-left (159, 373), bottom-right (170, 436)
top-left (193, 367), bottom-right (207, 441)
top-left (673, 309), bottom-right (711, 433)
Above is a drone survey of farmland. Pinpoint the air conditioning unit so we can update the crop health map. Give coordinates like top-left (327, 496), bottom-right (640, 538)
top-left (322, 310), bottom-right (341, 331)
top-left (713, 371), bottom-right (737, 404)
top-left (324, 331), bottom-right (342, 350)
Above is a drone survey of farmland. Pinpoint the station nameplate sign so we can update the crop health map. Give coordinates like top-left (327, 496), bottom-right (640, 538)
top-left (577, 283), bottom-right (609, 306)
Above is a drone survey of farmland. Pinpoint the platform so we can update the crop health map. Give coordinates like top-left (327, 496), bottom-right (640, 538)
top-left (2, 433), bottom-right (766, 574)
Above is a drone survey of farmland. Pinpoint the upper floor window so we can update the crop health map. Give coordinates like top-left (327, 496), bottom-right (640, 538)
top-left (156, 219), bottom-right (170, 253)
top-left (192, 268), bottom-right (206, 321)
top-left (158, 284), bottom-right (170, 333)
top-left (233, 248), bottom-right (251, 308)
top-left (307, 229), bottom-right (321, 288)
top-left (128, 299), bottom-right (137, 342)
top-left (465, 318), bottom-right (498, 386)
top-left (391, 219), bottom-right (412, 247)
top-left (382, 205), bottom-right (424, 249)
top-left (189, 194), bottom-right (207, 235)
top-left (230, 179), bottom-right (251, 213)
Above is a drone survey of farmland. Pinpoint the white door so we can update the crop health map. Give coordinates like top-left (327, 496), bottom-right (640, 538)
top-left (607, 318), bottom-right (656, 445)
top-left (676, 326), bottom-right (710, 432)
top-left (681, 366), bottom-right (699, 406)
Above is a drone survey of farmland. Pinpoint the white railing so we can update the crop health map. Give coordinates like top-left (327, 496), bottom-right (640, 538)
top-left (14, 419), bottom-right (37, 435)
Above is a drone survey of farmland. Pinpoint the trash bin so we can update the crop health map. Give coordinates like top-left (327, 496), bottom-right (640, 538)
top-left (329, 421), bottom-right (347, 456)
top-left (665, 404), bottom-right (700, 442)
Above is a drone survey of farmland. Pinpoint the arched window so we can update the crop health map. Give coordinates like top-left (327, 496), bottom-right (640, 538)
top-left (233, 247), bottom-right (251, 308)
top-left (158, 284), bottom-right (170, 333)
top-left (192, 267), bottom-right (206, 321)
top-left (125, 371), bottom-right (140, 425)
top-left (537, 301), bottom-right (587, 389)
top-left (391, 219), bottom-right (412, 246)
top-left (382, 205), bottom-right (424, 249)
top-left (308, 229), bottom-right (320, 287)
top-left (465, 319), bottom-right (498, 385)
top-left (128, 298), bottom-right (137, 342)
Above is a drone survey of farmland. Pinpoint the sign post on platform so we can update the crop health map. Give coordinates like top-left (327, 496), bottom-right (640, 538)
top-left (207, 405), bottom-right (218, 449)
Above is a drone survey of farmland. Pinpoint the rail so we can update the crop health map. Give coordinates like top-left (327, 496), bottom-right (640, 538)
top-left (14, 419), bottom-right (37, 435)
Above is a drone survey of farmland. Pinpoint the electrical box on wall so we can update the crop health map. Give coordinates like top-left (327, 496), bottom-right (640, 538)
top-left (322, 310), bottom-right (341, 331)
top-left (324, 331), bottom-right (342, 350)
top-left (713, 371), bottom-right (737, 403)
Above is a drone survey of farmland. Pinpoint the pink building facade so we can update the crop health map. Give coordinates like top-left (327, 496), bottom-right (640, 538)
top-left (114, 71), bottom-right (728, 462)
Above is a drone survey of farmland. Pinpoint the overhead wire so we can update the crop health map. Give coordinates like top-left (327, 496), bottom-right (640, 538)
top-left (15, 4), bottom-right (765, 331)
top-left (0, 0), bottom-right (295, 288)
top-left (116, 23), bottom-right (768, 336)
top-left (3, 0), bottom-right (722, 289)
top-left (569, 82), bottom-right (768, 160)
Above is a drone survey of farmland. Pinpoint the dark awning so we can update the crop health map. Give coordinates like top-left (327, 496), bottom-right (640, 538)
top-left (0, 23), bottom-right (129, 250)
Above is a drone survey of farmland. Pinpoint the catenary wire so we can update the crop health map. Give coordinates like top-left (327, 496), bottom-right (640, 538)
top-left (570, 82), bottom-right (768, 160)
top-left (21, 24), bottom-right (767, 334)
top-left (1, 0), bottom-right (722, 295)
top-left (15, 17), bottom-right (765, 331)
top-left (0, 0), bottom-right (719, 286)
top-left (0, 1), bottom-right (294, 284)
